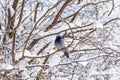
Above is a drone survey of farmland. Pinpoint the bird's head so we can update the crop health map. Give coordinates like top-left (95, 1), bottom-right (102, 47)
top-left (56, 35), bottom-right (62, 40)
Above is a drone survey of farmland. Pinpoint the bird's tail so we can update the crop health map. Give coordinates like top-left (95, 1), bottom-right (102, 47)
top-left (64, 50), bottom-right (69, 58)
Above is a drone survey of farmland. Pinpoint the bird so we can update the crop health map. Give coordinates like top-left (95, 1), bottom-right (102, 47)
top-left (55, 35), bottom-right (69, 58)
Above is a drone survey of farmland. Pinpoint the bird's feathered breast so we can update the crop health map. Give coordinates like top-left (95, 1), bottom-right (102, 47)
top-left (55, 36), bottom-right (64, 49)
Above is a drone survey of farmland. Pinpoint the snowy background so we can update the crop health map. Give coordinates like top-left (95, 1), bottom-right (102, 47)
top-left (0, 0), bottom-right (120, 80)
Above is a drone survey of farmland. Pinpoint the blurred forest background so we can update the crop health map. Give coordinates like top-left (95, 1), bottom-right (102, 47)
top-left (0, 0), bottom-right (120, 80)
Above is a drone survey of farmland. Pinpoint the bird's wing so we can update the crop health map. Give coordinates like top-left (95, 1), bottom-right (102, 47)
top-left (60, 39), bottom-right (64, 47)
top-left (55, 39), bottom-right (64, 49)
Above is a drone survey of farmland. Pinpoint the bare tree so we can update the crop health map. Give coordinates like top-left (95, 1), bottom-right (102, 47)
top-left (0, 0), bottom-right (120, 80)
